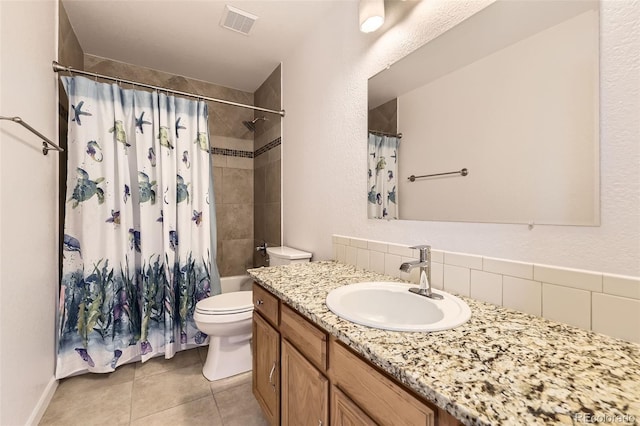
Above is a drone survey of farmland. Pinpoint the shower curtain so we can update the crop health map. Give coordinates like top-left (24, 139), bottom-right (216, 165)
top-left (367, 133), bottom-right (399, 219)
top-left (57, 76), bottom-right (221, 378)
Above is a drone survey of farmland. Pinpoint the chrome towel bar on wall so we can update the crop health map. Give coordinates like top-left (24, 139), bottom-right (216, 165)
top-left (407, 168), bottom-right (468, 182)
top-left (0, 116), bottom-right (64, 155)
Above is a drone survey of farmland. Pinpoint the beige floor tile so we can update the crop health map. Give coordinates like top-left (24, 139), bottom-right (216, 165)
top-left (134, 348), bottom-right (202, 380)
top-left (131, 363), bottom-right (212, 420)
top-left (214, 382), bottom-right (268, 426)
top-left (40, 381), bottom-right (132, 426)
top-left (130, 395), bottom-right (223, 426)
top-left (209, 371), bottom-right (252, 394)
top-left (197, 346), bottom-right (208, 364)
top-left (52, 364), bottom-right (135, 399)
top-left (42, 350), bottom-right (259, 425)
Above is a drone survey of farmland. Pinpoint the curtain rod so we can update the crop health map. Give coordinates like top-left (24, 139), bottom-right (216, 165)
top-left (52, 61), bottom-right (285, 117)
top-left (0, 116), bottom-right (64, 155)
top-left (369, 129), bottom-right (402, 139)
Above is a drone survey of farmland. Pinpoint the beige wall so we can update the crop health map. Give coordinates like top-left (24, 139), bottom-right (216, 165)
top-left (1, 1), bottom-right (59, 423)
top-left (82, 55), bottom-right (256, 276)
top-left (253, 65), bottom-right (282, 267)
top-left (281, 0), bottom-right (640, 277)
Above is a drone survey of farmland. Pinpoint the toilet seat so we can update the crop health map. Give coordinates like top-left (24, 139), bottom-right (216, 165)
top-left (195, 291), bottom-right (253, 315)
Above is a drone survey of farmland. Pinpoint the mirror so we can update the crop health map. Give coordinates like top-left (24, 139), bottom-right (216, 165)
top-left (368, 0), bottom-right (599, 225)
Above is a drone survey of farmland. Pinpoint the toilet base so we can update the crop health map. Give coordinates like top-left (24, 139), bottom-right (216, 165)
top-left (202, 332), bottom-right (252, 381)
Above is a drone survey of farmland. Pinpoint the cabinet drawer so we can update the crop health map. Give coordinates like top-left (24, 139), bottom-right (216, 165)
top-left (281, 304), bottom-right (328, 372)
top-left (253, 283), bottom-right (279, 327)
top-left (329, 339), bottom-right (435, 426)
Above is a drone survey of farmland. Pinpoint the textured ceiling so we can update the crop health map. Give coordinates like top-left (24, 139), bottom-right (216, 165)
top-left (62, 0), bottom-right (343, 92)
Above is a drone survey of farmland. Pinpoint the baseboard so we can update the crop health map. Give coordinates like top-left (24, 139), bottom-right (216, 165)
top-left (26, 376), bottom-right (58, 426)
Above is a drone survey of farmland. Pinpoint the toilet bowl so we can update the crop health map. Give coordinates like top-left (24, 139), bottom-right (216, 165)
top-left (194, 291), bottom-right (253, 381)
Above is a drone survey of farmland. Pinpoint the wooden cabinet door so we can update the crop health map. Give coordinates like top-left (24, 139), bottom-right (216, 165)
top-left (331, 385), bottom-right (378, 426)
top-left (329, 339), bottom-right (435, 426)
top-left (281, 340), bottom-right (328, 426)
top-left (253, 313), bottom-right (280, 426)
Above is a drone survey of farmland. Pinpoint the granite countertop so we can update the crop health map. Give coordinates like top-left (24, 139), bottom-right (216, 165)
top-left (248, 261), bottom-right (640, 426)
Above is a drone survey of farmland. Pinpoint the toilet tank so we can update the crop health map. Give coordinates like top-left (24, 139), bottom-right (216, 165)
top-left (266, 246), bottom-right (312, 266)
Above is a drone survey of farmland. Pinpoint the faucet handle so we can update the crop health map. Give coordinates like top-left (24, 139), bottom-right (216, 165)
top-left (410, 245), bottom-right (431, 262)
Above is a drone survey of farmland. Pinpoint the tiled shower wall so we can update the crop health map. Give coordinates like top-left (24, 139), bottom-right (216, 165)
top-left (333, 235), bottom-right (640, 344)
top-left (253, 65), bottom-right (282, 267)
top-left (58, 3), bottom-right (84, 276)
top-left (368, 98), bottom-right (397, 135)
top-left (81, 55), bottom-right (259, 276)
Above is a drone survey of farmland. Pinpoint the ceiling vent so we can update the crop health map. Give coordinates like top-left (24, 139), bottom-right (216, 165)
top-left (220, 5), bottom-right (258, 36)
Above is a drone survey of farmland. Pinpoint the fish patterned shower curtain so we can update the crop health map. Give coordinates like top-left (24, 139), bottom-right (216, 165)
top-left (57, 76), bottom-right (221, 378)
top-left (367, 133), bottom-right (399, 219)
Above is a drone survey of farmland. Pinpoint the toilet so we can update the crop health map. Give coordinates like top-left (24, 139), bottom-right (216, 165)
top-left (194, 246), bottom-right (312, 381)
top-left (194, 291), bottom-right (253, 381)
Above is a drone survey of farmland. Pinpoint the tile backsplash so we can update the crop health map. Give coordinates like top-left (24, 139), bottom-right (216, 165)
top-left (332, 235), bottom-right (640, 344)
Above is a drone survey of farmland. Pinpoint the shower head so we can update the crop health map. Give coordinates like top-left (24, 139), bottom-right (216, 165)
top-left (242, 116), bottom-right (268, 132)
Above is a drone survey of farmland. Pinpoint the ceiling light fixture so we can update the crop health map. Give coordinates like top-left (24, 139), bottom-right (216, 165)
top-left (359, 0), bottom-right (385, 33)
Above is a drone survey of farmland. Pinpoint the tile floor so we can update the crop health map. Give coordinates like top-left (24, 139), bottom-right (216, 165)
top-left (40, 347), bottom-right (268, 426)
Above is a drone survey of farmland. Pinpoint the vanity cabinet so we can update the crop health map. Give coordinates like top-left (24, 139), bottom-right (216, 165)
top-left (329, 338), bottom-right (435, 425)
top-left (253, 283), bottom-right (280, 326)
top-left (252, 282), bottom-right (462, 426)
top-left (280, 304), bottom-right (329, 425)
top-left (331, 386), bottom-right (376, 426)
top-left (281, 340), bottom-right (329, 425)
top-left (252, 286), bottom-right (280, 425)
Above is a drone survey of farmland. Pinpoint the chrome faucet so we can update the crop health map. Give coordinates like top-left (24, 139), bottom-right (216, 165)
top-left (399, 245), bottom-right (443, 300)
top-left (256, 241), bottom-right (268, 255)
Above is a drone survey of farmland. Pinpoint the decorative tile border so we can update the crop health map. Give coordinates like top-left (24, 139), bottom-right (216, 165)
top-left (255, 137), bottom-right (281, 158)
top-left (209, 137), bottom-right (281, 158)
top-left (210, 147), bottom-right (253, 158)
top-left (332, 234), bottom-right (640, 344)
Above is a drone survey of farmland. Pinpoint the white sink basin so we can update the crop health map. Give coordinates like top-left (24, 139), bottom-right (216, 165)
top-left (326, 282), bottom-right (471, 332)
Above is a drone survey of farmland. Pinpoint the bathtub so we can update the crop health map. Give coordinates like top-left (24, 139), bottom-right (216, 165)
top-left (220, 274), bottom-right (253, 294)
